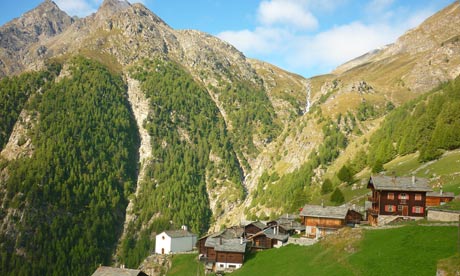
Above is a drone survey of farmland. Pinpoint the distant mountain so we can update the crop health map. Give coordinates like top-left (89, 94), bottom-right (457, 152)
top-left (0, 0), bottom-right (460, 275)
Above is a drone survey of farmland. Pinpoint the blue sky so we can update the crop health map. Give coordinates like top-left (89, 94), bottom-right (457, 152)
top-left (0, 0), bottom-right (455, 77)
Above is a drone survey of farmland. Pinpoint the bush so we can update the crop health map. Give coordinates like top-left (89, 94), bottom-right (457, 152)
top-left (330, 188), bottom-right (345, 205)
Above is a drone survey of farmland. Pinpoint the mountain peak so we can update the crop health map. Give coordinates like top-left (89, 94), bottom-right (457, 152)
top-left (94, 0), bottom-right (131, 21)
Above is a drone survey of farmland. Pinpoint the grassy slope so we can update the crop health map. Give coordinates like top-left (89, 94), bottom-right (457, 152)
top-left (167, 254), bottom-right (204, 276)
top-left (231, 225), bottom-right (457, 276)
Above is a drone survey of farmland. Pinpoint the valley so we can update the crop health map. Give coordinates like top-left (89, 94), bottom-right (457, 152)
top-left (0, 0), bottom-right (460, 275)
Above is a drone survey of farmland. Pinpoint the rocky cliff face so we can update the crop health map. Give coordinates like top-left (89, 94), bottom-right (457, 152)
top-left (1, 0), bottom-right (460, 270)
top-left (0, 0), bottom-right (73, 76)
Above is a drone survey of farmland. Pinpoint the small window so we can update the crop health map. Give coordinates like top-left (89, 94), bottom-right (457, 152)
top-left (220, 264), bottom-right (225, 268)
top-left (387, 193), bottom-right (394, 200)
top-left (229, 265), bottom-right (236, 268)
top-left (397, 205), bottom-right (403, 211)
top-left (412, 206), bottom-right (424, 214)
top-left (385, 205), bottom-right (395, 212)
top-left (415, 194), bottom-right (422, 201)
top-left (162, 236), bottom-right (165, 240)
top-left (399, 193), bottom-right (407, 200)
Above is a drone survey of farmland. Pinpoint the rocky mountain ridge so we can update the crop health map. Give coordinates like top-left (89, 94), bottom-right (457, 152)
top-left (1, 0), bottom-right (460, 274)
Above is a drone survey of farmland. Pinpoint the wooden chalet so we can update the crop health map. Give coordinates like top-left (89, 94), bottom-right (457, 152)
top-left (266, 214), bottom-right (304, 235)
top-left (247, 227), bottom-right (289, 251)
top-left (299, 204), bottom-right (362, 239)
top-left (426, 189), bottom-right (455, 207)
top-left (244, 221), bottom-right (266, 236)
top-left (367, 175), bottom-right (432, 225)
top-left (197, 227), bottom-right (247, 273)
top-left (91, 266), bottom-right (148, 276)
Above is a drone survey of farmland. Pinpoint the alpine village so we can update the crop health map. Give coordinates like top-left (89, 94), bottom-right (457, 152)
top-left (0, 0), bottom-right (460, 275)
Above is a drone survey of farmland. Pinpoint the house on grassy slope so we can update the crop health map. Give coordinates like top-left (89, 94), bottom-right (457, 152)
top-left (367, 175), bottom-right (432, 225)
top-left (244, 221), bottom-right (267, 237)
top-left (299, 204), bottom-right (362, 239)
top-left (266, 214), bottom-right (304, 235)
top-left (155, 226), bottom-right (197, 255)
top-left (91, 266), bottom-right (148, 276)
top-left (247, 227), bottom-right (289, 251)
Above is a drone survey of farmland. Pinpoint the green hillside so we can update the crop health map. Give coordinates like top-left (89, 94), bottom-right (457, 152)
top-left (0, 57), bottom-right (139, 276)
top-left (231, 225), bottom-right (458, 276)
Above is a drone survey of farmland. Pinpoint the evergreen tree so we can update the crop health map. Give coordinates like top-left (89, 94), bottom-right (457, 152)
top-left (330, 188), bottom-right (345, 205)
top-left (321, 178), bottom-right (333, 195)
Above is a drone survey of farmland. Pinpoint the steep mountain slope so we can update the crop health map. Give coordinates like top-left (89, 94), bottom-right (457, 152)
top-left (1, 0), bottom-right (460, 274)
top-left (0, 0), bottom-right (73, 77)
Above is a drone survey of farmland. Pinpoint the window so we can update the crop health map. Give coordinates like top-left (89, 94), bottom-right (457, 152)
top-left (384, 205), bottom-right (395, 212)
top-left (220, 264), bottom-right (225, 268)
top-left (398, 205), bottom-right (403, 211)
top-left (415, 194), bottom-right (422, 201)
top-left (412, 206), bottom-right (424, 214)
top-left (398, 193), bottom-right (407, 200)
top-left (229, 265), bottom-right (236, 268)
top-left (162, 236), bottom-right (165, 240)
top-left (387, 193), bottom-right (394, 200)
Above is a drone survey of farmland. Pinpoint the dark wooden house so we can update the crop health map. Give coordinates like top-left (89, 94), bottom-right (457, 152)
top-left (198, 227), bottom-right (247, 273)
top-left (367, 175), bottom-right (432, 225)
top-left (244, 221), bottom-right (266, 236)
top-left (266, 214), bottom-right (304, 235)
top-left (248, 227), bottom-right (289, 251)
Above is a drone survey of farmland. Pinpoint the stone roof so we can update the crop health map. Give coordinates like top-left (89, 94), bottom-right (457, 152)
top-left (163, 229), bottom-right (197, 238)
top-left (299, 204), bottom-right (348, 219)
top-left (427, 191), bottom-right (455, 198)
top-left (205, 236), bottom-right (246, 253)
top-left (91, 266), bottom-right (147, 276)
top-left (263, 228), bottom-right (289, 241)
top-left (245, 221), bottom-right (266, 230)
top-left (369, 175), bottom-right (432, 192)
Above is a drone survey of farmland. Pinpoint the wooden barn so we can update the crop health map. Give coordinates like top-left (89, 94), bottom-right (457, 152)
top-left (299, 204), bottom-right (362, 239)
top-left (244, 221), bottom-right (266, 236)
top-left (197, 227), bottom-right (247, 273)
top-left (266, 214), bottom-right (304, 235)
top-left (426, 190), bottom-right (455, 207)
top-left (367, 175), bottom-right (432, 225)
top-left (248, 227), bottom-right (289, 251)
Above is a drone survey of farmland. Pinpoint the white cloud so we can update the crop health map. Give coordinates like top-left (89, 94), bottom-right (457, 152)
top-left (218, 27), bottom-right (290, 54)
top-left (257, 0), bottom-right (318, 30)
top-left (289, 22), bottom-right (400, 72)
top-left (366, 0), bottom-right (395, 13)
top-left (217, 0), bottom-right (442, 76)
top-left (54, 0), bottom-right (96, 17)
top-left (54, 0), bottom-right (145, 17)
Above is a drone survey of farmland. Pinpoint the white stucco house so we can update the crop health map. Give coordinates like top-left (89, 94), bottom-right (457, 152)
top-left (155, 226), bottom-right (197, 255)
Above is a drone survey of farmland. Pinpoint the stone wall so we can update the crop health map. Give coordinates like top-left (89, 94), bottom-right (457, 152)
top-left (427, 209), bottom-right (460, 222)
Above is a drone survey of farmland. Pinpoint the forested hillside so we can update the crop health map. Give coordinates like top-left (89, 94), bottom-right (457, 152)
top-left (359, 77), bottom-right (460, 172)
top-left (118, 59), bottom-right (245, 267)
top-left (0, 57), bottom-right (138, 276)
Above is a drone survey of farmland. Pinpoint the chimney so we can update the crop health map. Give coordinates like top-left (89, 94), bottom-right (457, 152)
top-left (276, 225), bottom-right (279, 235)
top-left (412, 175), bottom-right (415, 185)
top-left (181, 225), bottom-right (188, 231)
top-left (440, 187), bottom-right (443, 195)
top-left (240, 237), bottom-right (243, 245)
top-left (321, 199), bottom-right (324, 208)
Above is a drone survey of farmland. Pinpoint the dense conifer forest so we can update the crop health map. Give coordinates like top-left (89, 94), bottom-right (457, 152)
top-left (0, 57), bottom-right (139, 276)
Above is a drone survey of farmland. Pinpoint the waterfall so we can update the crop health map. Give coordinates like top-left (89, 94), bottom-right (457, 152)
top-left (304, 81), bottom-right (312, 114)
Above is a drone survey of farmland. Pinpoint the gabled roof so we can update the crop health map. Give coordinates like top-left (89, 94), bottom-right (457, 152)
top-left (205, 236), bottom-right (247, 253)
top-left (426, 191), bottom-right (455, 198)
top-left (368, 175), bottom-right (432, 192)
top-left (299, 204), bottom-right (348, 219)
top-left (245, 221), bottom-right (266, 230)
top-left (91, 266), bottom-right (147, 276)
top-left (162, 230), bottom-right (197, 238)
